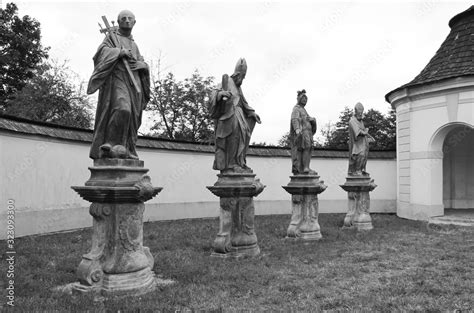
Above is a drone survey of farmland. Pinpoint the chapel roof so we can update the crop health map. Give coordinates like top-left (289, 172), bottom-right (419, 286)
top-left (385, 6), bottom-right (474, 102)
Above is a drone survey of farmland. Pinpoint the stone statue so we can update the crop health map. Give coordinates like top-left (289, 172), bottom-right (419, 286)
top-left (209, 58), bottom-right (261, 173)
top-left (87, 10), bottom-right (150, 160)
top-left (289, 89), bottom-right (317, 174)
top-left (283, 89), bottom-right (326, 241)
top-left (207, 58), bottom-right (265, 258)
top-left (341, 102), bottom-right (377, 230)
top-left (348, 102), bottom-right (375, 175)
top-left (70, 11), bottom-right (162, 297)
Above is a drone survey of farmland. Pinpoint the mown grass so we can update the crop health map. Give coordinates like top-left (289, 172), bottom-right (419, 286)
top-left (1, 214), bottom-right (473, 311)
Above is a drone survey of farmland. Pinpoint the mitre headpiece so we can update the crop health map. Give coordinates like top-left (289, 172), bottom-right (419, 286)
top-left (233, 58), bottom-right (247, 76)
top-left (354, 102), bottom-right (364, 113)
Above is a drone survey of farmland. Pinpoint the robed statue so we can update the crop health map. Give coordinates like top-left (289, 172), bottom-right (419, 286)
top-left (87, 10), bottom-right (150, 159)
top-left (289, 90), bottom-right (317, 175)
top-left (348, 102), bottom-right (375, 175)
top-left (209, 58), bottom-right (261, 173)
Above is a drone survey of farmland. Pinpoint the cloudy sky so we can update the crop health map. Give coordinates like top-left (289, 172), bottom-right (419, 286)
top-left (7, 0), bottom-right (472, 144)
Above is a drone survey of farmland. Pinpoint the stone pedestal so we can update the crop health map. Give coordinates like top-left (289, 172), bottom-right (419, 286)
top-left (340, 175), bottom-right (377, 230)
top-left (71, 159), bottom-right (162, 297)
top-left (282, 174), bottom-right (327, 241)
top-left (207, 173), bottom-right (265, 258)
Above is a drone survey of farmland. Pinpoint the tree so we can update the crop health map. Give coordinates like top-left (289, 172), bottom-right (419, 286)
top-left (4, 60), bottom-right (93, 128)
top-left (147, 69), bottom-right (216, 142)
top-left (277, 132), bottom-right (291, 147)
top-left (181, 71), bottom-right (215, 141)
top-left (322, 106), bottom-right (396, 150)
top-left (363, 108), bottom-right (396, 150)
top-left (320, 121), bottom-right (336, 146)
top-left (322, 107), bottom-right (353, 149)
top-left (0, 3), bottom-right (49, 109)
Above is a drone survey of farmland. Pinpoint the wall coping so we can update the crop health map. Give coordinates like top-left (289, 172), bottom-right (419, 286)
top-left (387, 76), bottom-right (474, 109)
top-left (0, 114), bottom-right (395, 159)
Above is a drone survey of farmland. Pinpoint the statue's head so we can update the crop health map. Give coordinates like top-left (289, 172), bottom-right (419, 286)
top-left (297, 89), bottom-right (307, 106)
top-left (117, 10), bottom-right (136, 31)
top-left (354, 102), bottom-right (364, 121)
top-left (231, 58), bottom-right (247, 87)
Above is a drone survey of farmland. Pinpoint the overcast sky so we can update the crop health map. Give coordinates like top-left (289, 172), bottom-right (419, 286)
top-left (7, 0), bottom-right (472, 144)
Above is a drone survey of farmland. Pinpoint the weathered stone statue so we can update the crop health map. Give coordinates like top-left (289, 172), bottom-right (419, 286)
top-left (207, 58), bottom-right (265, 258)
top-left (290, 89), bottom-right (317, 174)
top-left (348, 102), bottom-right (374, 176)
top-left (87, 10), bottom-right (150, 160)
top-left (340, 102), bottom-right (377, 230)
top-left (70, 11), bottom-right (162, 297)
top-left (209, 58), bottom-right (261, 173)
top-left (283, 90), bottom-right (326, 241)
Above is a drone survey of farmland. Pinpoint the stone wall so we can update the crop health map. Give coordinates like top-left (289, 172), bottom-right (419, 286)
top-left (0, 116), bottom-right (396, 239)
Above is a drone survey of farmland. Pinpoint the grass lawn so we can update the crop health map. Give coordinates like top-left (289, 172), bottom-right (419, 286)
top-left (1, 213), bottom-right (473, 311)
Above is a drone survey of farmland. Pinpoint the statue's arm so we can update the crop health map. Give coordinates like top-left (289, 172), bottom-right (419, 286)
top-left (97, 35), bottom-right (122, 61)
top-left (310, 117), bottom-right (317, 134)
top-left (349, 119), bottom-right (365, 137)
top-left (239, 93), bottom-right (261, 124)
top-left (360, 121), bottom-right (373, 140)
top-left (87, 37), bottom-right (122, 95)
top-left (209, 85), bottom-right (226, 119)
top-left (128, 44), bottom-right (148, 71)
top-left (366, 130), bottom-right (375, 143)
top-left (246, 108), bottom-right (261, 124)
top-left (211, 83), bottom-right (231, 103)
top-left (291, 108), bottom-right (302, 134)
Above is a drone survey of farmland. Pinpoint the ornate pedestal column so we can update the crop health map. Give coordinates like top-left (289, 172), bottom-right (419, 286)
top-left (340, 175), bottom-right (377, 230)
top-left (282, 174), bottom-right (327, 240)
top-left (207, 173), bottom-right (265, 258)
top-left (71, 159), bottom-right (162, 297)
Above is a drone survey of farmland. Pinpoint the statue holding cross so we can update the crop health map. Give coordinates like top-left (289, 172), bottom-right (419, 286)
top-left (87, 10), bottom-right (150, 159)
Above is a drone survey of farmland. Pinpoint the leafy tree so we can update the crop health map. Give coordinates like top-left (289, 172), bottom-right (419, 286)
top-left (322, 106), bottom-right (396, 150)
top-left (0, 2), bottom-right (49, 109)
top-left (181, 71), bottom-right (215, 141)
top-left (322, 107), bottom-right (353, 149)
top-left (320, 121), bottom-right (336, 146)
top-left (365, 108), bottom-right (396, 150)
top-left (4, 60), bottom-right (93, 128)
top-left (148, 72), bottom-right (182, 139)
top-left (277, 132), bottom-right (291, 147)
top-left (147, 69), bottom-right (216, 142)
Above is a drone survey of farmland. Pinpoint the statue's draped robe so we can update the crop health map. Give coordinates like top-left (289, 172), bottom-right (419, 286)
top-left (87, 32), bottom-right (150, 159)
top-left (348, 116), bottom-right (369, 174)
top-left (209, 77), bottom-right (256, 171)
top-left (289, 105), bottom-right (316, 174)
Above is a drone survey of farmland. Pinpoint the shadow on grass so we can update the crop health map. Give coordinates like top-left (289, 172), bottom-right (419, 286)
top-left (1, 214), bottom-right (473, 311)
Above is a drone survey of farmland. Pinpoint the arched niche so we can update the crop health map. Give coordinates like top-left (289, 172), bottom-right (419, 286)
top-left (429, 122), bottom-right (474, 214)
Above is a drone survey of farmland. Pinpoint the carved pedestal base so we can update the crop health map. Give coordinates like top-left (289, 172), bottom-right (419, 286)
top-left (340, 175), bottom-right (377, 231)
top-left (70, 159), bottom-right (162, 297)
top-left (207, 173), bottom-right (265, 258)
top-left (71, 267), bottom-right (156, 297)
top-left (282, 174), bottom-right (327, 241)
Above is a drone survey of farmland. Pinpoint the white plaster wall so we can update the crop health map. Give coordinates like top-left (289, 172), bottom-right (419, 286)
top-left (0, 131), bottom-right (396, 239)
top-left (410, 106), bottom-right (449, 152)
top-left (409, 92), bottom-right (474, 154)
top-left (0, 134), bottom-right (91, 211)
